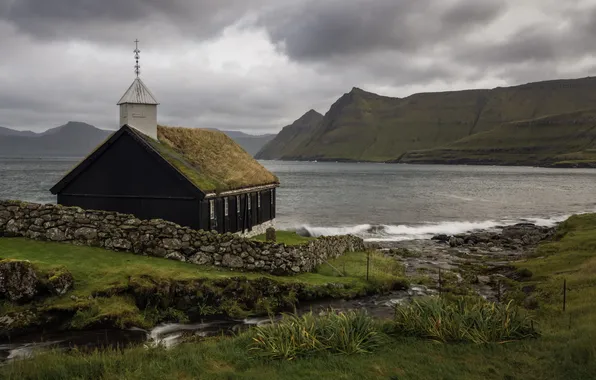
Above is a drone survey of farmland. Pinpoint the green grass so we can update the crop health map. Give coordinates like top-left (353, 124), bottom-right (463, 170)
top-left (252, 231), bottom-right (314, 245)
top-left (250, 310), bottom-right (384, 360)
top-left (3, 213), bottom-right (596, 379)
top-left (401, 109), bottom-right (596, 166)
top-left (0, 238), bottom-right (405, 328)
top-left (392, 297), bottom-right (537, 343)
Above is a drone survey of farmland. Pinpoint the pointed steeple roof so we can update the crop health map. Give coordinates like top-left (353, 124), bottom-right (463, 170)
top-left (117, 77), bottom-right (159, 105)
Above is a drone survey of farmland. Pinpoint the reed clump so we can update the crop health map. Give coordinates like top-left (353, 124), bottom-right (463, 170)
top-left (392, 296), bottom-right (539, 343)
top-left (249, 310), bottom-right (384, 360)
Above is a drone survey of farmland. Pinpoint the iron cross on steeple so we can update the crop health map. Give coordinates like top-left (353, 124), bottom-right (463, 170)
top-left (134, 39), bottom-right (141, 77)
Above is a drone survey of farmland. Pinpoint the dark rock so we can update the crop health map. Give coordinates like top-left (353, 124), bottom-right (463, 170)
top-left (46, 227), bottom-right (66, 242)
top-left (46, 267), bottom-right (74, 296)
top-left (222, 254), bottom-right (244, 268)
top-left (162, 238), bottom-right (182, 250)
top-left (166, 252), bottom-right (186, 262)
top-left (431, 234), bottom-right (450, 243)
top-left (266, 227), bottom-right (277, 242)
top-left (111, 238), bottom-right (132, 250)
top-left (0, 260), bottom-right (40, 302)
top-left (74, 227), bottom-right (98, 241)
top-left (201, 245), bottom-right (216, 253)
top-left (189, 253), bottom-right (213, 266)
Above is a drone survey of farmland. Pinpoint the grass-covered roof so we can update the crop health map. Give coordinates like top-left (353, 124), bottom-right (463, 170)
top-left (135, 125), bottom-right (279, 193)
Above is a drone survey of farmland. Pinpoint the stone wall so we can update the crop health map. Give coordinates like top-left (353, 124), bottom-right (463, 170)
top-left (0, 200), bottom-right (365, 275)
top-left (237, 220), bottom-right (275, 239)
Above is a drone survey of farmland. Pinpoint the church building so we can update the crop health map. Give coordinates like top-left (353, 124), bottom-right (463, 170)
top-left (50, 42), bottom-right (279, 236)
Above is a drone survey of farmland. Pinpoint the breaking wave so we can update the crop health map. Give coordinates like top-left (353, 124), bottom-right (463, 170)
top-left (295, 213), bottom-right (578, 242)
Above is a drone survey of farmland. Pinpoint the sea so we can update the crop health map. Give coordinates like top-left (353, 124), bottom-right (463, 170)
top-left (1, 157), bottom-right (596, 242)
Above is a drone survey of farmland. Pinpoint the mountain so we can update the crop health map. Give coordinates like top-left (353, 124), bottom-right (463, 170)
top-left (265, 77), bottom-right (596, 166)
top-left (207, 129), bottom-right (276, 156)
top-left (0, 122), bottom-right (113, 158)
top-left (0, 126), bottom-right (37, 137)
top-left (255, 110), bottom-right (324, 159)
top-left (399, 109), bottom-right (596, 167)
top-left (0, 122), bottom-right (274, 158)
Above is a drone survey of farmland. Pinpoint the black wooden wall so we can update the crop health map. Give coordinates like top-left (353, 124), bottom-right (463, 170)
top-left (56, 130), bottom-right (277, 233)
top-left (61, 133), bottom-right (196, 198)
top-left (58, 195), bottom-right (201, 229)
top-left (57, 132), bottom-right (204, 229)
top-left (199, 188), bottom-right (276, 234)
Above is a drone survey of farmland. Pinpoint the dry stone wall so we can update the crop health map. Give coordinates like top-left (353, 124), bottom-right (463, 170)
top-left (0, 200), bottom-right (365, 275)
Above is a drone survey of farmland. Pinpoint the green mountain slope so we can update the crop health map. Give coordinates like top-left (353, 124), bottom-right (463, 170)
top-left (400, 109), bottom-right (596, 167)
top-left (256, 110), bottom-right (323, 159)
top-left (272, 77), bottom-right (596, 164)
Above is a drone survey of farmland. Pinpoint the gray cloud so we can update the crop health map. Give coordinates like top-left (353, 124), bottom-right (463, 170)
top-left (258, 0), bottom-right (506, 61)
top-left (0, 0), bottom-right (595, 134)
top-left (1, 0), bottom-right (265, 43)
top-left (449, 4), bottom-right (596, 83)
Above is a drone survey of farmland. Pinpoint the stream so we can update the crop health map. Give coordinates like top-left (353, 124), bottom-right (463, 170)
top-left (0, 286), bottom-right (436, 362)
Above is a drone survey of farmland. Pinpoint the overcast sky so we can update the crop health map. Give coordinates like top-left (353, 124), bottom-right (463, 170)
top-left (1, 0), bottom-right (595, 134)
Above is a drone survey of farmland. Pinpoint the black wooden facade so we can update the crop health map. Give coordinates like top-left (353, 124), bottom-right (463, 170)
top-left (50, 125), bottom-right (277, 233)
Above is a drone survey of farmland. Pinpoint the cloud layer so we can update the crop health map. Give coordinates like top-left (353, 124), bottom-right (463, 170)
top-left (1, 0), bottom-right (595, 133)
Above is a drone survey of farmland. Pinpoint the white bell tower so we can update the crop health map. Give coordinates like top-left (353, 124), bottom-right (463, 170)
top-left (117, 39), bottom-right (159, 139)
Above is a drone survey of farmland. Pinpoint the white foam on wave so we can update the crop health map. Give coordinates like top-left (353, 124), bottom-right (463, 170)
top-left (298, 213), bottom-right (576, 242)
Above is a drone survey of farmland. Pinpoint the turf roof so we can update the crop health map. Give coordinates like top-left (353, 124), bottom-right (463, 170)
top-left (135, 125), bottom-right (279, 193)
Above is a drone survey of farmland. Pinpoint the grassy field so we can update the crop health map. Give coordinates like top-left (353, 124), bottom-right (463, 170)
top-left (3, 214), bottom-right (596, 379)
top-left (0, 238), bottom-right (404, 328)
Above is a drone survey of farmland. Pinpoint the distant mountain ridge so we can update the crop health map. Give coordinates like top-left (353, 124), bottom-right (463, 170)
top-left (0, 126), bottom-right (37, 137)
top-left (259, 76), bottom-right (596, 167)
top-left (0, 123), bottom-right (275, 158)
top-left (207, 128), bottom-right (276, 156)
top-left (0, 122), bottom-right (112, 158)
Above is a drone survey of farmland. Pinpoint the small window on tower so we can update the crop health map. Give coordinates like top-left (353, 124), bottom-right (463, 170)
top-left (224, 198), bottom-right (229, 216)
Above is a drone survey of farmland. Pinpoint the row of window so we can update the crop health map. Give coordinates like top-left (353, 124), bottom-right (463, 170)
top-left (209, 190), bottom-right (274, 220)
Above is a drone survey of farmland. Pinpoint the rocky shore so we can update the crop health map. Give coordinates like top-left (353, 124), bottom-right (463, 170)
top-left (430, 223), bottom-right (555, 251)
top-left (373, 222), bottom-right (556, 302)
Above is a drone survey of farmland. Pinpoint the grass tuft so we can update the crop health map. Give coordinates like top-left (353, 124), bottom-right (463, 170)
top-left (249, 310), bottom-right (384, 360)
top-left (392, 296), bottom-right (539, 343)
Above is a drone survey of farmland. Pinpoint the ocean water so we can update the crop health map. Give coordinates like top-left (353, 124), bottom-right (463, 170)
top-left (1, 158), bottom-right (596, 242)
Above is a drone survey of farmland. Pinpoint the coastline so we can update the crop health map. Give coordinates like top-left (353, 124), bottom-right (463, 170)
top-left (260, 156), bottom-right (596, 168)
